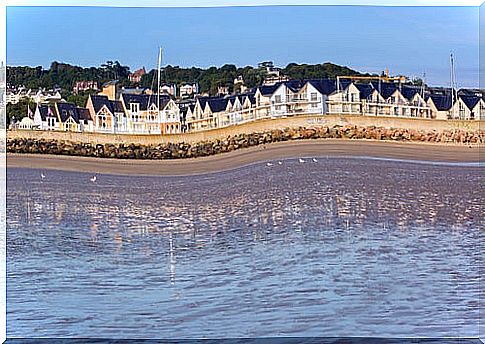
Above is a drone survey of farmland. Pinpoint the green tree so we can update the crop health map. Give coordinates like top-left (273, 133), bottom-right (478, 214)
top-left (6, 98), bottom-right (36, 125)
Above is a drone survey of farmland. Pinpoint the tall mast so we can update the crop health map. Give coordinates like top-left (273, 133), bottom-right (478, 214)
top-left (450, 52), bottom-right (457, 118)
top-left (157, 46), bottom-right (162, 116)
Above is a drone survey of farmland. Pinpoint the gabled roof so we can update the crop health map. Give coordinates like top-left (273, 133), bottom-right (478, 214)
top-left (370, 81), bottom-right (398, 99)
top-left (111, 100), bottom-right (125, 113)
top-left (429, 94), bottom-right (452, 111)
top-left (307, 79), bottom-right (337, 95)
top-left (401, 86), bottom-right (420, 101)
top-left (460, 95), bottom-right (481, 110)
top-left (257, 83), bottom-right (283, 96)
top-left (355, 83), bottom-right (374, 99)
top-left (37, 104), bottom-right (57, 121)
top-left (57, 102), bottom-right (81, 123)
top-left (285, 79), bottom-right (305, 93)
top-left (241, 93), bottom-right (256, 105)
top-left (77, 107), bottom-right (92, 122)
top-left (206, 97), bottom-right (229, 113)
top-left (195, 96), bottom-right (220, 109)
top-left (90, 94), bottom-right (127, 114)
top-left (90, 95), bottom-right (115, 113)
top-left (121, 93), bottom-right (171, 111)
top-left (130, 67), bottom-right (146, 77)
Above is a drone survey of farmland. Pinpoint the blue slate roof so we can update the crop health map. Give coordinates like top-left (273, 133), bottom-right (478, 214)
top-left (37, 104), bottom-right (58, 121)
top-left (370, 81), bottom-right (398, 99)
top-left (57, 102), bottom-right (81, 123)
top-left (307, 79), bottom-right (337, 95)
top-left (195, 96), bottom-right (221, 109)
top-left (258, 83), bottom-right (283, 96)
top-left (355, 83), bottom-right (374, 99)
top-left (121, 93), bottom-right (171, 111)
top-left (90, 95), bottom-right (115, 113)
top-left (285, 79), bottom-right (305, 93)
top-left (91, 94), bottom-right (129, 114)
top-left (207, 97), bottom-right (229, 113)
top-left (429, 94), bottom-right (452, 111)
top-left (77, 107), bottom-right (92, 122)
top-left (460, 95), bottom-right (480, 110)
top-left (401, 86), bottom-right (420, 101)
top-left (241, 93), bottom-right (256, 105)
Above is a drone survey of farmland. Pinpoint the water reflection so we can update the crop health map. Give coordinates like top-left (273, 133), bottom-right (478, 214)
top-left (6, 157), bottom-right (483, 338)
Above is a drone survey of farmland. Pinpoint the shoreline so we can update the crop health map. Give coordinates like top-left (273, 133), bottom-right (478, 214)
top-left (6, 139), bottom-right (482, 176)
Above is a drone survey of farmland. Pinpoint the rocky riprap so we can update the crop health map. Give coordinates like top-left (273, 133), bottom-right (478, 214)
top-left (6, 125), bottom-right (484, 160)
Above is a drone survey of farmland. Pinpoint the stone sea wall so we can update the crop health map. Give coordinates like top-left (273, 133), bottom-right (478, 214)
top-left (6, 125), bottom-right (484, 160)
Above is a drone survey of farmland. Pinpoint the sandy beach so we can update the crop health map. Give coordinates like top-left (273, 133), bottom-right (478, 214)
top-left (6, 139), bottom-right (482, 176)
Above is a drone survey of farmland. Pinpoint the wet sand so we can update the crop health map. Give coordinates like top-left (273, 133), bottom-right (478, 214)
top-left (6, 139), bottom-right (482, 176)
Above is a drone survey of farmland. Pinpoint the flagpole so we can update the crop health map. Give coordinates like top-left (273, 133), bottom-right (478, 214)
top-left (157, 47), bottom-right (162, 127)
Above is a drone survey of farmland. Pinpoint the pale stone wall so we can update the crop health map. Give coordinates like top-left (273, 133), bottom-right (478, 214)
top-left (7, 114), bottom-right (484, 145)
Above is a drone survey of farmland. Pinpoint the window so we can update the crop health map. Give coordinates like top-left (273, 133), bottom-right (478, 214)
top-left (275, 95), bottom-right (282, 104)
top-left (312, 103), bottom-right (317, 108)
top-left (98, 114), bottom-right (107, 129)
top-left (130, 103), bottom-right (140, 113)
top-left (459, 102), bottom-right (465, 118)
top-left (311, 92), bottom-right (317, 101)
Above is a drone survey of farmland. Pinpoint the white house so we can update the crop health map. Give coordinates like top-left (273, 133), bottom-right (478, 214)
top-left (450, 95), bottom-right (485, 120)
top-left (160, 99), bottom-right (182, 134)
top-left (328, 82), bottom-right (364, 115)
top-left (179, 83), bottom-right (199, 98)
top-left (33, 104), bottom-right (60, 130)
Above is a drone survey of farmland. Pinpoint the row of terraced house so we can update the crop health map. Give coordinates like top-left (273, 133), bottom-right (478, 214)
top-left (16, 78), bottom-right (485, 134)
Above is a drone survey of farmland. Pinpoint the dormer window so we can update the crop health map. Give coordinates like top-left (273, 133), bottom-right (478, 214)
top-left (130, 103), bottom-right (140, 113)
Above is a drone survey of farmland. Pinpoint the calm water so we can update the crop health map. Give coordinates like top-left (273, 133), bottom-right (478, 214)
top-left (6, 157), bottom-right (483, 338)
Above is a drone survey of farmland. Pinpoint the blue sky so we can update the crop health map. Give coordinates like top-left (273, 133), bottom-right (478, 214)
top-left (6, 5), bottom-right (479, 87)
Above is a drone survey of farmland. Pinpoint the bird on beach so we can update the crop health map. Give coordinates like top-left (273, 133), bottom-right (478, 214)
top-left (278, 161), bottom-right (283, 165)
top-left (90, 175), bottom-right (97, 183)
top-left (312, 158), bottom-right (318, 163)
top-left (266, 162), bottom-right (273, 167)
top-left (299, 158), bottom-right (305, 163)
top-left (40, 173), bottom-right (45, 180)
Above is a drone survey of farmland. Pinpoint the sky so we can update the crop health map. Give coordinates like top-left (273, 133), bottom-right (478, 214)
top-left (5, 5), bottom-right (480, 87)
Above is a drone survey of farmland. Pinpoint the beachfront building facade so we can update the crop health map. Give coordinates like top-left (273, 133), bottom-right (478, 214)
top-left (33, 102), bottom-right (93, 132)
top-left (15, 77), bottom-right (485, 134)
top-left (449, 95), bottom-right (485, 121)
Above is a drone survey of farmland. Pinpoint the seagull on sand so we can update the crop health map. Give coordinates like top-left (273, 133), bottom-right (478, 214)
top-left (90, 175), bottom-right (97, 183)
top-left (299, 158), bottom-right (305, 163)
top-left (266, 162), bottom-right (273, 167)
top-left (40, 173), bottom-right (46, 180)
top-left (278, 161), bottom-right (283, 165)
top-left (312, 158), bottom-right (318, 163)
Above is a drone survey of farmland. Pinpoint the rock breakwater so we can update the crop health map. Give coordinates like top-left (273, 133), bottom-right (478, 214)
top-left (7, 125), bottom-right (484, 160)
